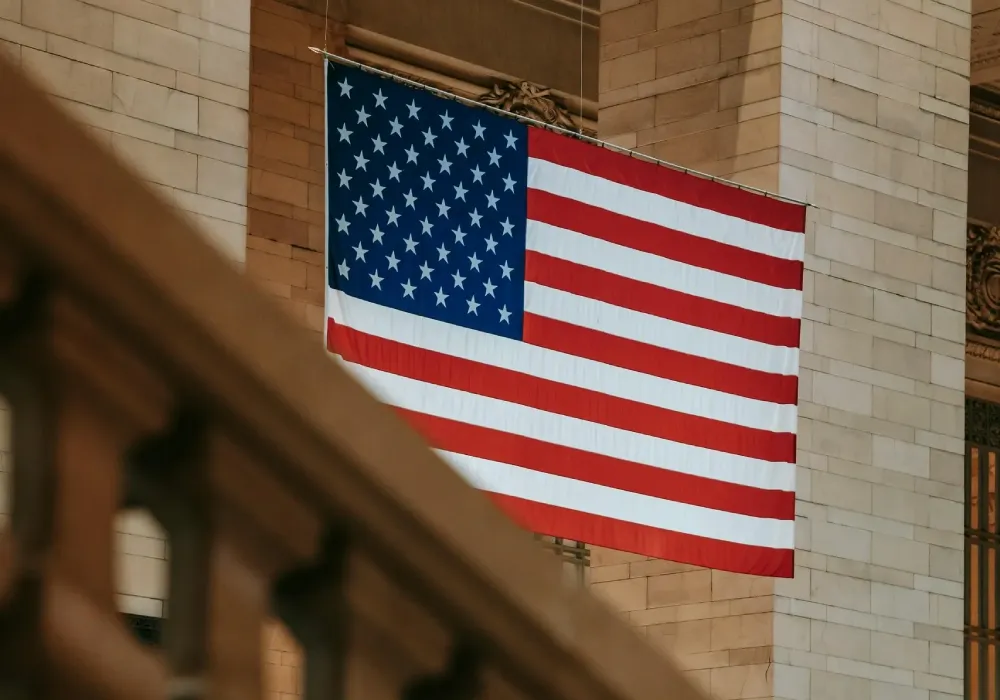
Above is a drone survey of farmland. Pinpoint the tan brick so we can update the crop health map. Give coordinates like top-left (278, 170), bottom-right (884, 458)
top-left (604, 48), bottom-right (656, 89)
top-left (653, 81), bottom-right (718, 124)
top-left (114, 14), bottom-right (200, 75)
top-left (601, 0), bottom-right (656, 44)
top-left (23, 0), bottom-right (113, 49)
top-left (200, 97), bottom-right (249, 147)
top-left (719, 64), bottom-right (780, 109)
top-left (648, 569), bottom-right (712, 607)
top-left (601, 97), bottom-right (655, 135)
top-left (720, 15), bottom-right (781, 61)
top-left (817, 77), bottom-right (877, 125)
top-left (20, 48), bottom-right (112, 110)
top-left (246, 247), bottom-right (307, 287)
top-left (203, 0), bottom-right (251, 33)
top-left (657, 0), bottom-right (720, 29)
top-left (880, 0), bottom-right (937, 48)
top-left (874, 192), bottom-right (933, 237)
top-left (655, 32), bottom-right (720, 78)
top-left (0, 0), bottom-right (19, 22)
top-left (592, 576), bottom-right (647, 612)
top-left (112, 73), bottom-right (198, 133)
top-left (200, 40), bottom-right (250, 89)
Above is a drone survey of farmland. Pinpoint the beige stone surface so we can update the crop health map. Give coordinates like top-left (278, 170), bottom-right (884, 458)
top-left (0, 0), bottom-right (252, 620)
top-left (598, 0), bottom-right (969, 698)
top-left (4, 0), bottom-right (250, 265)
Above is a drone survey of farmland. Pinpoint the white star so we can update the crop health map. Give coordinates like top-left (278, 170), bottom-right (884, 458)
top-left (487, 148), bottom-right (501, 167)
top-left (453, 227), bottom-right (467, 245)
top-left (456, 138), bottom-right (469, 156)
top-left (371, 134), bottom-right (386, 154)
top-left (500, 218), bottom-right (514, 236)
top-left (387, 163), bottom-right (401, 182)
top-left (452, 270), bottom-right (466, 289)
top-left (484, 234), bottom-right (498, 253)
top-left (454, 182), bottom-right (468, 201)
top-left (356, 106), bottom-right (370, 125)
top-left (389, 117), bottom-right (403, 136)
top-left (405, 145), bottom-right (419, 164)
top-left (370, 270), bottom-right (383, 289)
top-left (421, 172), bottom-right (435, 190)
top-left (500, 260), bottom-right (513, 279)
top-left (403, 234), bottom-right (418, 254)
top-left (374, 89), bottom-right (387, 108)
top-left (483, 278), bottom-right (497, 297)
top-left (353, 197), bottom-right (368, 216)
top-left (504, 131), bottom-right (518, 149)
top-left (401, 279), bottom-right (416, 298)
top-left (470, 165), bottom-right (485, 183)
top-left (502, 174), bottom-right (516, 192)
top-left (423, 128), bottom-right (437, 146)
top-left (407, 100), bottom-right (420, 119)
top-left (420, 217), bottom-right (433, 235)
top-left (371, 225), bottom-right (385, 244)
top-left (337, 124), bottom-right (352, 142)
top-left (435, 287), bottom-right (449, 306)
top-left (386, 251), bottom-right (400, 271)
top-left (472, 122), bottom-right (486, 139)
top-left (419, 261), bottom-right (434, 280)
top-left (485, 191), bottom-right (499, 209)
top-left (469, 252), bottom-right (482, 271)
top-left (499, 305), bottom-right (511, 323)
top-left (337, 260), bottom-right (350, 279)
top-left (438, 155), bottom-right (452, 173)
top-left (467, 296), bottom-right (480, 315)
top-left (354, 152), bottom-right (369, 171)
top-left (353, 241), bottom-right (368, 261)
top-left (437, 200), bottom-right (451, 218)
top-left (335, 215), bottom-right (350, 233)
top-left (440, 112), bottom-right (453, 130)
top-left (370, 180), bottom-right (385, 198)
top-left (437, 243), bottom-right (450, 262)
top-left (469, 209), bottom-right (482, 227)
top-left (338, 78), bottom-right (352, 96)
top-left (386, 207), bottom-right (401, 226)
top-left (403, 190), bottom-right (417, 209)
top-left (338, 170), bottom-right (352, 188)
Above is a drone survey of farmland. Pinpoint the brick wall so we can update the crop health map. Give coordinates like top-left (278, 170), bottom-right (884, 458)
top-left (244, 0), bottom-right (343, 336)
top-left (599, 0), bottom-right (782, 191)
top-left (0, 0), bottom-right (252, 620)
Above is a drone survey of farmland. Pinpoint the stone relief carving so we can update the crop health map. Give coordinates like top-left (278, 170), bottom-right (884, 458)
top-left (968, 223), bottom-right (1000, 337)
top-left (479, 81), bottom-right (591, 135)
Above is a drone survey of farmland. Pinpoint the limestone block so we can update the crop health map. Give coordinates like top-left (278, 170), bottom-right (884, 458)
top-left (20, 47), bottom-right (112, 110)
top-left (199, 39), bottom-right (250, 89)
top-left (199, 96), bottom-right (248, 146)
top-left (23, 0), bottom-right (113, 49)
top-left (113, 14), bottom-right (199, 75)
top-left (112, 73), bottom-right (198, 132)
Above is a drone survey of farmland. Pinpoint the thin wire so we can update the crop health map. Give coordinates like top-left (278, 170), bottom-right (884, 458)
top-left (578, 0), bottom-right (583, 135)
top-left (323, 0), bottom-right (329, 53)
top-left (309, 47), bottom-right (810, 206)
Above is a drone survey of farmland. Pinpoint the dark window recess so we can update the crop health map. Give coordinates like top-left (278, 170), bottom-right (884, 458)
top-left (123, 613), bottom-right (162, 646)
top-left (534, 534), bottom-right (589, 586)
top-left (967, 397), bottom-right (1000, 700)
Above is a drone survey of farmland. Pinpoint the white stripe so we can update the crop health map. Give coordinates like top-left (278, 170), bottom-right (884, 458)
top-left (440, 451), bottom-right (794, 549)
top-left (336, 360), bottom-right (796, 493)
top-left (527, 221), bottom-right (802, 319)
top-left (528, 158), bottom-right (805, 262)
top-left (329, 292), bottom-right (797, 432)
top-left (523, 284), bottom-right (800, 378)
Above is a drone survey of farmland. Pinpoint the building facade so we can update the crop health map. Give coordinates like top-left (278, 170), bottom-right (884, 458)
top-left (0, 0), bottom-right (992, 698)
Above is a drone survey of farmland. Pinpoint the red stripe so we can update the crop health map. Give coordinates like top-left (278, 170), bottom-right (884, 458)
top-left (526, 251), bottom-right (802, 348)
top-left (523, 314), bottom-right (797, 405)
top-left (329, 320), bottom-right (796, 463)
top-left (492, 495), bottom-right (795, 577)
top-left (528, 189), bottom-right (804, 291)
top-left (400, 409), bottom-right (795, 520)
top-left (527, 127), bottom-right (806, 235)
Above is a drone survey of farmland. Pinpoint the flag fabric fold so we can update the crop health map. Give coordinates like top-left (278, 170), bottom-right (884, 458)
top-left (325, 63), bottom-right (806, 577)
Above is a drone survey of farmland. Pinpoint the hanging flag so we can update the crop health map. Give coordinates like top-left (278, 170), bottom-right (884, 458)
top-left (324, 62), bottom-right (806, 577)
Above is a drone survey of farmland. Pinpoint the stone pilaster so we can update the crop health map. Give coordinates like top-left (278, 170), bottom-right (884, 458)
top-left (597, 1), bottom-right (969, 699)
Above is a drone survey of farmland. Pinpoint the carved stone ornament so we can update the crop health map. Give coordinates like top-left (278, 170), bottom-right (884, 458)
top-left (479, 81), bottom-right (587, 134)
top-left (968, 222), bottom-right (1000, 337)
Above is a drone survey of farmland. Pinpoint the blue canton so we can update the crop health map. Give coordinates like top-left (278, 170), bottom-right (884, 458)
top-left (326, 64), bottom-right (528, 340)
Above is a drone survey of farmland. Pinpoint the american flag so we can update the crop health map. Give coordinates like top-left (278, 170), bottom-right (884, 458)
top-left (325, 63), bottom-right (806, 577)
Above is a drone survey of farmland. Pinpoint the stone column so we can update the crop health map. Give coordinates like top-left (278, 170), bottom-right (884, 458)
top-left (597, 2), bottom-right (969, 699)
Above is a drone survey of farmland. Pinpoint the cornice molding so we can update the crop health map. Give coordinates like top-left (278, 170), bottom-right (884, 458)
top-left (345, 26), bottom-right (597, 133)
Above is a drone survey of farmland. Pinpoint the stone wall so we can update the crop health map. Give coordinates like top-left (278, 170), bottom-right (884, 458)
top-left (0, 0), bottom-right (252, 619)
top-left (597, 1), bottom-right (970, 699)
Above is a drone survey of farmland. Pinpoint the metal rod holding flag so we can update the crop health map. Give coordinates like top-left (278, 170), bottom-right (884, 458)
top-left (308, 46), bottom-right (809, 207)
